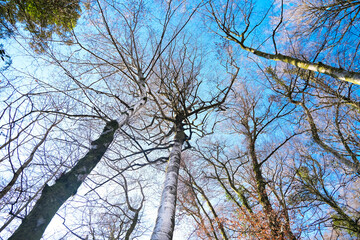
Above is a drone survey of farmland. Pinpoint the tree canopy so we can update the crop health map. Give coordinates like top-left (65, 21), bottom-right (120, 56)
top-left (1, 0), bottom-right (360, 239)
top-left (1, 0), bottom-right (80, 56)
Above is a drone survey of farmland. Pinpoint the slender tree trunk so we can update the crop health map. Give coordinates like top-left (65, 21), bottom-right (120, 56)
top-left (151, 117), bottom-right (186, 240)
top-left (9, 120), bottom-right (119, 240)
top-left (192, 178), bottom-right (229, 240)
top-left (227, 34), bottom-right (360, 85)
top-left (248, 47), bottom-right (360, 85)
top-left (300, 102), bottom-right (360, 174)
top-left (248, 135), bottom-right (294, 240)
top-left (250, 157), bottom-right (281, 238)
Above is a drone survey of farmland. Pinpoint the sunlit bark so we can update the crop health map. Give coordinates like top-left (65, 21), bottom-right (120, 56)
top-left (224, 29), bottom-right (360, 85)
top-left (151, 115), bottom-right (186, 240)
top-left (209, 0), bottom-right (360, 85)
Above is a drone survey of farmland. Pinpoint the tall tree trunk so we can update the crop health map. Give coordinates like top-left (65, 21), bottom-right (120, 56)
top-left (9, 120), bottom-right (119, 240)
top-left (151, 116), bottom-right (186, 240)
top-left (248, 135), bottom-right (296, 240)
top-left (244, 46), bottom-right (360, 85)
top-left (225, 34), bottom-right (360, 85)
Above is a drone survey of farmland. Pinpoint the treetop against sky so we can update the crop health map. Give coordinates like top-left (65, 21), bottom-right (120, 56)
top-left (1, 0), bottom-right (360, 239)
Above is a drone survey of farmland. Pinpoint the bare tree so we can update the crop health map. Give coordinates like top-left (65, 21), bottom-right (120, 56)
top-left (2, 0), bottom-right (201, 239)
top-left (176, 80), bottom-right (302, 239)
top-left (292, 157), bottom-right (360, 238)
top-left (264, 64), bottom-right (360, 175)
top-left (148, 38), bottom-right (238, 239)
top-left (9, 120), bottom-right (119, 240)
top-left (208, 0), bottom-right (360, 85)
top-left (2, 0), bottom-right (359, 239)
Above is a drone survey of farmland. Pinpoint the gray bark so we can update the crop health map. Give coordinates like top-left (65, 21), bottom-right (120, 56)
top-left (151, 118), bottom-right (186, 240)
top-left (242, 46), bottom-right (360, 85)
top-left (9, 120), bottom-right (119, 240)
top-left (223, 30), bottom-right (360, 85)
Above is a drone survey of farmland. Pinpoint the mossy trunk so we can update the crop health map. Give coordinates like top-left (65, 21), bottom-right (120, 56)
top-left (248, 136), bottom-right (296, 240)
top-left (231, 36), bottom-right (360, 85)
top-left (9, 120), bottom-right (119, 240)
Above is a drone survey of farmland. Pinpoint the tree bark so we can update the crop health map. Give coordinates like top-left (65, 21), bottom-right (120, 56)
top-left (223, 31), bottom-right (360, 85)
top-left (151, 117), bottom-right (186, 240)
top-left (298, 102), bottom-right (360, 174)
top-left (242, 46), bottom-right (360, 85)
top-left (9, 120), bottom-right (119, 240)
top-left (247, 133), bottom-right (296, 240)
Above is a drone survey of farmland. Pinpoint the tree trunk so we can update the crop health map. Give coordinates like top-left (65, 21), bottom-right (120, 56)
top-left (151, 117), bottom-right (186, 240)
top-left (248, 48), bottom-right (360, 85)
top-left (9, 120), bottom-right (119, 240)
top-left (248, 135), bottom-right (294, 240)
top-left (228, 35), bottom-right (360, 85)
top-left (300, 102), bottom-right (360, 174)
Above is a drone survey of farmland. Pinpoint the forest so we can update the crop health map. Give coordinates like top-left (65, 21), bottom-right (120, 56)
top-left (0, 0), bottom-right (360, 239)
